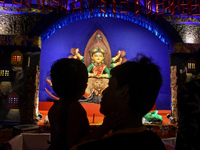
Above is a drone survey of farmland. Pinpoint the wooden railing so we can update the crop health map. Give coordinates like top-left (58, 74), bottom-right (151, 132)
top-left (0, 0), bottom-right (200, 19)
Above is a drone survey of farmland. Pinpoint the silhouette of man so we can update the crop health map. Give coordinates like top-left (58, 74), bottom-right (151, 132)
top-left (71, 54), bottom-right (166, 150)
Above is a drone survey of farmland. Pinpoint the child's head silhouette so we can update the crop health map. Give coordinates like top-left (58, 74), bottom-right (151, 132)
top-left (50, 58), bottom-right (88, 101)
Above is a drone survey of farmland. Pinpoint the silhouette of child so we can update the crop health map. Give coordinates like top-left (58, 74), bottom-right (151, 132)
top-left (48, 58), bottom-right (89, 150)
top-left (71, 54), bottom-right (166, 150)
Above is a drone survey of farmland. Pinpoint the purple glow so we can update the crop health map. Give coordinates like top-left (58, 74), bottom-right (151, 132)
top-left (40, 17), bottom-right (171, 110)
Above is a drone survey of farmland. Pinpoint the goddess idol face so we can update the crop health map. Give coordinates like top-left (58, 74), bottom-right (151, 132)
top-left (92, 52), bottom-right (105, 64)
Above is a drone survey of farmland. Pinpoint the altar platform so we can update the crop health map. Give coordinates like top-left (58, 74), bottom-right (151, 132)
top-left (38, 102), bottom-right (163, 125)
top-left (38, 102), bottom-right (177, 138)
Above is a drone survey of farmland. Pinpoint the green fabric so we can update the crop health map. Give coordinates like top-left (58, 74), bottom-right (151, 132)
top-left (104, 66), bottom-right (111, 78)
top-left (87, 64), bottom-right (94, 73)
top-left (110, 63), bottom-right (114, 69)
top-left (144, 110), bottom-right (163, 122)
top-left (80, 56), bottom-right (84, 62)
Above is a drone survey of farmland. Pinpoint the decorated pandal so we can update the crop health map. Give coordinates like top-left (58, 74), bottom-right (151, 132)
top-left (36, 30), bottom-right (178, 139)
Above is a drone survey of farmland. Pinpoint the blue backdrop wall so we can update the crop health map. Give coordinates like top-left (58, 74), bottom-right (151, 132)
top-left (39, 17), bottom-right (171, 110)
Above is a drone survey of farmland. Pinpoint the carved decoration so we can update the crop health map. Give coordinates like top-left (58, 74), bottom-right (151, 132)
top-left (170, 23), bottom-right (200, 44)
top-left (170, 66), bottom-right (178, 121)
top-left (83, 30), bottom-right (112, 68)
top-left (0, 13), bottom-right (44, 35)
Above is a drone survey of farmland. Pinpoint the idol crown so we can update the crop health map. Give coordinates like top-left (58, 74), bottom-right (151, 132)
top-left (92, 47), bottom-right (105, 54)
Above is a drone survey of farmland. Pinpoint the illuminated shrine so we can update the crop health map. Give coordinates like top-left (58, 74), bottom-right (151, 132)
top-left (45, 30), bottom-right (127, 103)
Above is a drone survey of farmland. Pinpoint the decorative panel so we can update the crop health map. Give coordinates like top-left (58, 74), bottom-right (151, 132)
top-left (0, 13), bottom-right (44, 35)
top-left (170, 23), bottom-right (200, 44)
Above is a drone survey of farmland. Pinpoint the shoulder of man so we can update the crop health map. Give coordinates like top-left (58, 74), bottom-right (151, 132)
top-left (70, 130), bottom-right (166, 150)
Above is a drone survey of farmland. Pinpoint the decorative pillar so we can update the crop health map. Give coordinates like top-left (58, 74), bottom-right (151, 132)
top-left (33, 65), bottom-right (40, 121)
top-left (20, 67), bottom-right (37, 124)
top-left (170, 66), bottom-right (178, 121)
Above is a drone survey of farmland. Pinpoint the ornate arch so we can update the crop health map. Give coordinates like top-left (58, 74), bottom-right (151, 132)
top-left (40, 8), bottom-right (176, 53)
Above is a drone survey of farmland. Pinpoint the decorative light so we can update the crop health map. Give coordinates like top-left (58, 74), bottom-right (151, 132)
top-left (154, 29), bottom-right (159, 36)
top-left (148, 26), bottom-right (152, 31)
top-left (41, 8), bottom-right (170, 45)
top-left (185, 34), bottom-right (195, 44)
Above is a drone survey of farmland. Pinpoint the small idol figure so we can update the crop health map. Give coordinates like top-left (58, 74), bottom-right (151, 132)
top-left (88, 47), bottom-right (110, 78)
